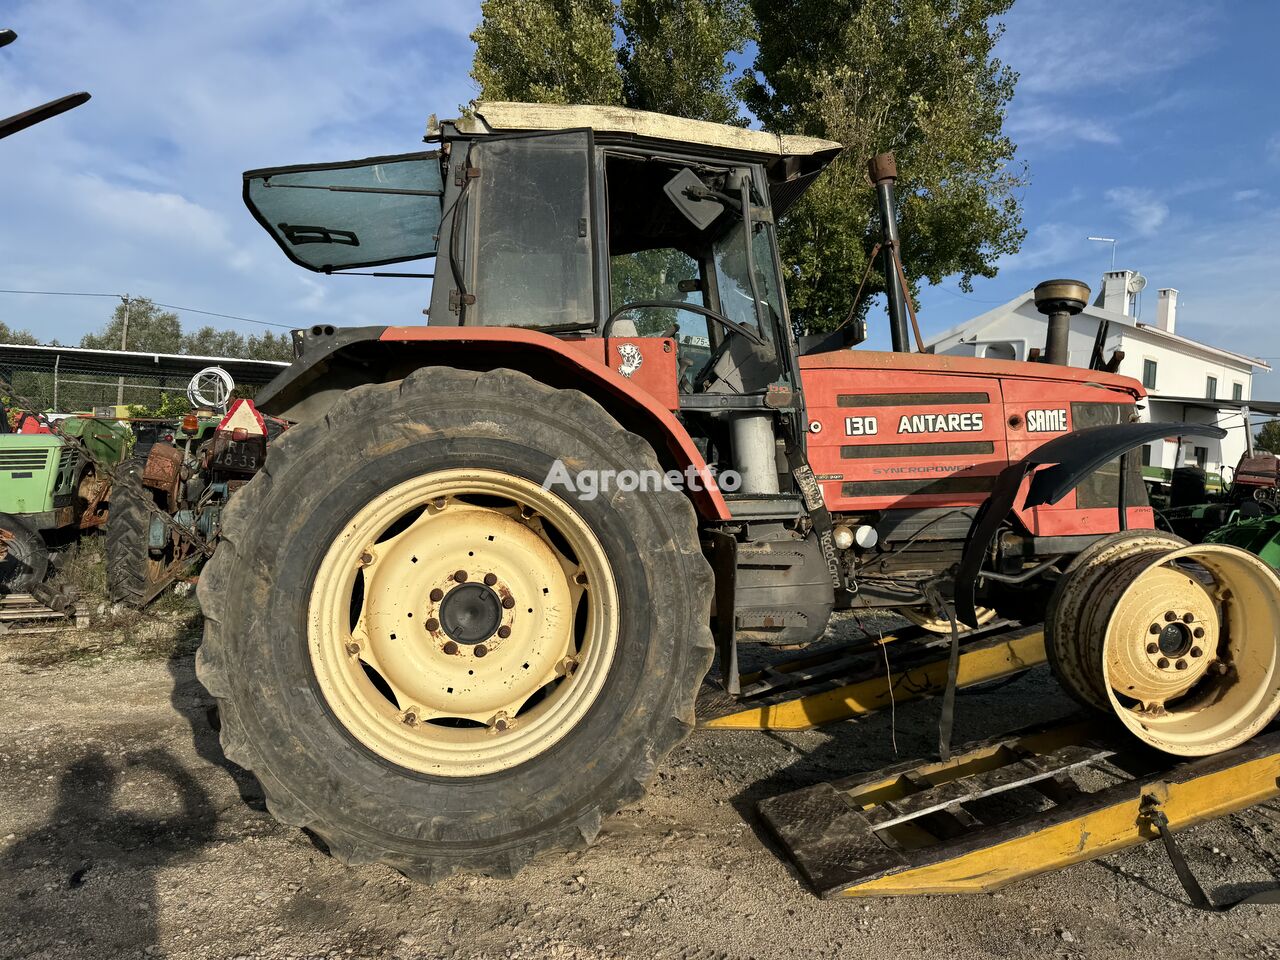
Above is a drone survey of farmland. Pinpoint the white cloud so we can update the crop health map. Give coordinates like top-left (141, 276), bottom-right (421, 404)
top-left (1007, 104), bottom-right (1120, 147)
top-left (996, 0), bottom-right (1219, 97)
top-left (0, 0), bottom-right (481, 345)
top-left (1267, 133), bottom-right (1280, 165)
top-left (1234, 189), bottom-right (1263, 202)
top-left (1105, 187), bottom-right (1170, 237)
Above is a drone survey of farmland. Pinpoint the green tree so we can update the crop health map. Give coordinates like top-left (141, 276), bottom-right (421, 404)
top-left (618, 0), bottom-right (753, 123)
top-left (741, 0), bottom-right (1026, 332)
top-left (79, 297), bottom-right (182, 353)
top-left (1255, 421), bottom-right (1280, 454)
top-left (471, 0), bottom-right (623, 104)
top-left (471, 0), bottom-right (752, 121)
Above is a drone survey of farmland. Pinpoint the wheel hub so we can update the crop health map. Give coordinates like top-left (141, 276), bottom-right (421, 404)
top-left (438, 582), bottom-right (503, 645)
top-left (307, 468), bottom-right (619, 776)
top-left (1105, 564), bottom-right (1217, 708)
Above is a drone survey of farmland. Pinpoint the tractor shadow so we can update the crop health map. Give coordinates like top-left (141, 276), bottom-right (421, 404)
top-left (166, 650), bottom-right (266, 811)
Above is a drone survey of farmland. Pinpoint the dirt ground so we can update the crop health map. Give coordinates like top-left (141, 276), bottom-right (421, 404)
top-left (3, 604), bottom-right (1280, 960)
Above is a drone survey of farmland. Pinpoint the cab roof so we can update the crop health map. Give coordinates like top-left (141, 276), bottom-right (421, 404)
top-left (452, 101), bottom-right (843, 164)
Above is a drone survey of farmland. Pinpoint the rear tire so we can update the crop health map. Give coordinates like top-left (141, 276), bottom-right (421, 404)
top-left (105, 459), bottom-right (168, 606)
top-left (0, 513), bottom-right (48, 593)
top-left (196, 367), bottom-right (714, 881)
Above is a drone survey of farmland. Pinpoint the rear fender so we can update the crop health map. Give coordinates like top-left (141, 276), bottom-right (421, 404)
top-left (255, 325), bottom-right (730, 520)
top-left (954, 421), bottom-right (1228, 626)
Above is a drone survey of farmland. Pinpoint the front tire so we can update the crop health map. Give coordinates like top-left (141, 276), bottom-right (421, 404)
top-left (0, 513), bottom-right (48, 593)
top-left (197, 368), bottom-right (713, 880)
top-left (105, 459), bottom-right (170, 606)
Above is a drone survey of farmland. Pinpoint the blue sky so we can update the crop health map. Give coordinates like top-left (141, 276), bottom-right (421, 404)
top-left (2, 1), bottom-right (1278, 392)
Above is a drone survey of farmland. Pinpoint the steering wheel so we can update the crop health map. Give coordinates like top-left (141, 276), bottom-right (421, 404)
top-left (602, 300), bottom-right (765, 345)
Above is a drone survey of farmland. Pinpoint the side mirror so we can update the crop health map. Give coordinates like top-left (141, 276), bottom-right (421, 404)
top-left (663, 168), bottom-right (724, 231)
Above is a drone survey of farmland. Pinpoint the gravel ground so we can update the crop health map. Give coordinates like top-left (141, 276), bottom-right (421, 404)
top-left (3, 613), bottom-right (1280, 960)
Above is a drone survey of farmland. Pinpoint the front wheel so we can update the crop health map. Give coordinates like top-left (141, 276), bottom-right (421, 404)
top-left (0, 513), bottom-right (48, 593)
top-left (197, 367), bottom-right (713, 880)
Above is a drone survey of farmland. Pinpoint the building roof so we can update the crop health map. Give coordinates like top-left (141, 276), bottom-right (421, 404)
top-left (0, 342), bottom-right (289, 385)
top-left (925, 290), bottom-right (1270, 372)
top-left (458, 101), bottom-right (844, 161)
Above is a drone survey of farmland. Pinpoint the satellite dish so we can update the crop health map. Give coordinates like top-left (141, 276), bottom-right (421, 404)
top-left (1127, 273), bottom-right (1148, 294)
top-left (187, 366), bottom-right (235, 411)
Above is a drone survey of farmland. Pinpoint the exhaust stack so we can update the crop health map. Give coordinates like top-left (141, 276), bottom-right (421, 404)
top-left (868, 153), bottom-right (910, 353)
top-left (1033, 279), bottom-right (1090, 366)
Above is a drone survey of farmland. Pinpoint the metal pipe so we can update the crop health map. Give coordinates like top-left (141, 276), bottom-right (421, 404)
top-left (868, 153), bottom-right (909, 353)
top-left (1032, 280), bottom-right (1090, 366)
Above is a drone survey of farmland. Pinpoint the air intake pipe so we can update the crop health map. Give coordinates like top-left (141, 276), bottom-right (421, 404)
top-left (1033, 279), bottom-right (1090, 366)
top-left (868, 153), bottom-right (910, 354)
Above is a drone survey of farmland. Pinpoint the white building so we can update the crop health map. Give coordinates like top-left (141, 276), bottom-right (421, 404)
top-left (926, 270), bottom-right (1271, 482)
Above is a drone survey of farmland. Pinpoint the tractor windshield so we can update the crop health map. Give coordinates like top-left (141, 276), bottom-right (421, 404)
top-left (605, 151), bottom-right (788, 393)
top-left (243, 152), bottom-right (443, 273)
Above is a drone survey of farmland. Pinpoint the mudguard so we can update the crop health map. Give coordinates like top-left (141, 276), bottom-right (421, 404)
top-left (253, 324), bottom-right (731, 520)
top-left (955, 421), bottom-right (1228, 626)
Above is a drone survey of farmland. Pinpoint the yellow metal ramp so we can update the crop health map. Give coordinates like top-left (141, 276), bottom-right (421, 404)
top-left (698, 622), bottom-right (1045, 731)
top-left (758, 718), bottom-right (1280, 898)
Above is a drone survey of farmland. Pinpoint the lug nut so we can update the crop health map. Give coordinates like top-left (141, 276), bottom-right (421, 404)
top-left (442, 640), bottom-right (459, 655)
top-left (1146, 643), bottom-right (1159, 655)
top-left (1157, 657), bottom-right (1170, 669)
top-left (432, 497), bottom-right (447, 510)
top-left (430, 588), bottom-right (444, 602)
top-left (1164, 611), bottom-right (1177, 622)
top-left (425, 618), bottom-right (440, 632)
top-left (402, 710), bottom-right (419, 726)
top-left (1175, 659), bottom-right (1188, 670)
top-left (575, 572), bottom-right (589, 585)
top-left (345, 641), bottom-right (361, 656)
top-left (359, 551), bottom-right (374, 566)
top-left (501, 595), bottom-right (515, 609)
top-left (484, 572), bottom-right (498, 586)
top-left (1190, 646), bottom-right (1203, 658)
top-left (1149, 624), bottom-right (1161, 635)
top-left (1182, 612), bottom-right (1195, 624)
top-left (557, 656), bottom-right (579, 677)
top-left (454, 570), bottom-right (468, 582)
top-left (491, 712), bottom-right (511, 732)
top-left (1193, 627), bottom-right (1205, 639)
top-left (474, 644), bottom-right (488, 658)
top-left (497, 625), bottom-right (511, 639)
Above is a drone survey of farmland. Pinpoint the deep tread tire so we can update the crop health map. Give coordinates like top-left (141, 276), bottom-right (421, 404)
top-left (0, 512), bottom-right (49, 593)
top-left (105, 459), bottom-right (160, 606)
top-left (196, 367), bottom-right (714, 881)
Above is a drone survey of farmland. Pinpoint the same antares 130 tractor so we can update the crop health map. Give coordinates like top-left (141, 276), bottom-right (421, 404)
top-left (201, 101), bottom-right (1280, 882)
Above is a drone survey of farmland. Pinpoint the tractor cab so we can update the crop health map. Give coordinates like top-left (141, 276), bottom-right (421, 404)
top-left (244, 103), bottom-right (841, 496)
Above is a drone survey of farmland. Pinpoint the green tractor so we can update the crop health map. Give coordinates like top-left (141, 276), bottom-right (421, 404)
top-left (0, 409), bottom-right (131, 591)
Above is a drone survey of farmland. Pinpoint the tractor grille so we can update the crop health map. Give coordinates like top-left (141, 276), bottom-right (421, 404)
top-left (0, 449), bottom-right (51, 472)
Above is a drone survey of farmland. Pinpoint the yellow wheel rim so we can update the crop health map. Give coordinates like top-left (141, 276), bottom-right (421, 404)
top-left (1098, 544), bottom-right (1280, 755)
top-left (308, 468), bottom-right (619, 776)
top-left (898, 605), bottom-right (996, 634)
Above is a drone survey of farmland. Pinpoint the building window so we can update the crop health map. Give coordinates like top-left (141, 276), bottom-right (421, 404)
top-left (984, 342), bottom-right (1016, 361)
top-left (1141, 445), bottom-right (1152, 467)
top-left (1194, 445), bottom-right (1209, 466)
top-left (1233, 382), bottom-right (1243, 401)
top-left (1142, 359), bottom-right (1157, 389)
top-left (1206, 376), bottom-right (1217, 400)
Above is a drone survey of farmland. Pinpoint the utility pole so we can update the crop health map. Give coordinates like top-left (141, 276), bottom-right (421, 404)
top-left (116, 294), bottom-right (131, 405)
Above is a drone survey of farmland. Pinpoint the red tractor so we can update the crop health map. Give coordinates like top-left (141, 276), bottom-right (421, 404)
top-left (201, 102), bottom-right (1280, 882)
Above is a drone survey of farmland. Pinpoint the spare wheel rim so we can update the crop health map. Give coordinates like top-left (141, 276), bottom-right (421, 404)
top-left (1101, 544), bottom-right (1280, 756)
